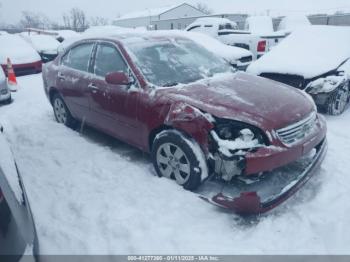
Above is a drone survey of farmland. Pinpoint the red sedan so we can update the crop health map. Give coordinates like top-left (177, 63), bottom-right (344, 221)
top-left (42, 32), bottom-right (327, 214)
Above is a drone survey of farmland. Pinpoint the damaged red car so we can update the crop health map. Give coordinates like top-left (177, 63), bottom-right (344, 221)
top-left (42, 32), bottom-right (327, 215)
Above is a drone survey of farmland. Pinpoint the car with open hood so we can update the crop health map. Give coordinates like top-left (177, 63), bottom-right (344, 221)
top-left (0, 125), bottom-right (38, 260)
top-left (42, 31), bottom-right (327, 214)
top-left (247, 26), bottom-right (350, 115)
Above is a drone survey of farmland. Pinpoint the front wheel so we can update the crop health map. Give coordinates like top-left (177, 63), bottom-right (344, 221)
top-left (326, 85), bottom-right (350, 115)
top-left (52, 94), bottom-right (76, 127)
top-left (151, 130), bottom-right (207, 190)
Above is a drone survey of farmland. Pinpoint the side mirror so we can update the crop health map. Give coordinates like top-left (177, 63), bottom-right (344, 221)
top-left (105, 72), bottom-right (132, 86)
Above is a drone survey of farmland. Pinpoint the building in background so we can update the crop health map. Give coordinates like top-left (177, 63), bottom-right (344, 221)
top-left (113, 3), bottom-right (206, 29)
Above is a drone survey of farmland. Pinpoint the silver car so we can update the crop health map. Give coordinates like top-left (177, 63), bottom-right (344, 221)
top-left (0, 70), bottom-right (11, 104)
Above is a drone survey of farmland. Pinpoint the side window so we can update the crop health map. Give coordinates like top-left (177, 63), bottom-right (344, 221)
top-left (94, 44), bottom-right (127, 77)
top-left (62, 43), bottom-right (94, 72)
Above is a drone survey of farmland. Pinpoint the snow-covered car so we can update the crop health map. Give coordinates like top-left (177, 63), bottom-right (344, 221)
top-left (20, 33), bottom-right (60, 63)
top-left (0, 68), bottom-right (11, 104)
top-left (173, 30), bottom-right (253, 70)
top-left (0, 126), bottom-right (38, 258)
top-left (277, 15), bottom-right (312, 36)
top-left (43, 31), bottom-right (327, 214)
top-left (0, 34), bottom-right (42, 76)
top-left (186, 17), bottom-right (284, 60)
top-left (247, 26), bottom-right (350, 115)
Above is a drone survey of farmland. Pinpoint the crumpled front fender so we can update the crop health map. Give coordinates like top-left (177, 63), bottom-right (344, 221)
top-left (165, 102), bottom-right (214, 154)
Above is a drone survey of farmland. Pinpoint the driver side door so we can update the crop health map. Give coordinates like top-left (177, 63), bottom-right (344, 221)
top-left (87, 42), bottom-right (141, 146)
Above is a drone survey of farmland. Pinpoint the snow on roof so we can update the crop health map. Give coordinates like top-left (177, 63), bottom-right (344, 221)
top-left (0, 34), bottom-right (41, 64)
top-left (277, 15), bottom-right (311, 32)
top-left (116, 3), bottom-right (181, 20)
top-left (245, 16), bottom-right (274, 35)
top-left (192, 17), bottom-right (237, 26)
top-left (247, 26), bottom-right (350, 79)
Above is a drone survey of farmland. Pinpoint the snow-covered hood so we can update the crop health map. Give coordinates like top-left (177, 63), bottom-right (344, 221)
top-left (24, 35), bottom-right (60, 54)
top-left (0, 35), bottom-right (41, 64)
top-left (157, 72), bottom-right (314, 130)
top-left (247, 26), bottom-right (350, 79)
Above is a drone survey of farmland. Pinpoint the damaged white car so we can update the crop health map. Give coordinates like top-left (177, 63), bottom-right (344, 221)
top-left (247, 26), bottom-right (350, 115)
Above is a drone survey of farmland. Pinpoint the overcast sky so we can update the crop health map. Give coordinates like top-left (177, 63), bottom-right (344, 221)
top-left (1, 0), bottom-right (350, 24)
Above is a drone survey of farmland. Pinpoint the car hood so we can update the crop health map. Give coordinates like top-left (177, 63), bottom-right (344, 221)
top-left (156, 72), bottom-right (314, 131)
top-left (247, 26), bottom-right (350, 79)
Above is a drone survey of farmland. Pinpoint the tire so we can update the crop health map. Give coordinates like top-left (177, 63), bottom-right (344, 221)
top-left (4, 94), bottom-right (12, 105)
top-left (0, 193), bottom-right (11, 236)
top-left (151, 130), bottom-right (207, 190)
top-left (326, 85), bottom-right (350, 115)
top-left (52, 93), bottom-right (76, 128)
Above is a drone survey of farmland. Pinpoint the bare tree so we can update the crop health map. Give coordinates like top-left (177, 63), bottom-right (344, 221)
top-left (89, 16), bottom-right (109, 26)
top-left (62, 8), bottom-right (89, 31)
top-left (19, 11), bottom-right (52, 29)
top-left (195, 3), bottom-right (213, 15)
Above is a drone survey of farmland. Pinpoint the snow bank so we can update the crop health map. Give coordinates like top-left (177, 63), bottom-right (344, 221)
top-left (247, 26), bottom-right (350, 79)
top-left (0, 34), bottom-right (41, 64)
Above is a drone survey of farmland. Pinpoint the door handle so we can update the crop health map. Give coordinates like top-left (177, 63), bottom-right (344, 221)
top-left (58, 72), bottom-right (65, 81)
top-left (88, 83), bottom-right (99, 93)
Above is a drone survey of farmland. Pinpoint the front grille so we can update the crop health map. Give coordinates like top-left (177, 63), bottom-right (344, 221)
top-left (260, 73), bottom-right (306, 89)
top-left (239, 55), bottom-right (253, 63)
top-left (276, 112), bottom-right (317, 146)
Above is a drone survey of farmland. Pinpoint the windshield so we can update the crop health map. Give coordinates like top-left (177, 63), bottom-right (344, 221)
top-left (126, 38), bottom-right (233, 87)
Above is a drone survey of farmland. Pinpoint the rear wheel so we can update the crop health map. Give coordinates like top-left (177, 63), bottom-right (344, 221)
top-left (326, 86), bottom-right (350, 115)
top-left (52, 94), bottom-right (76, 128)
top-left (151, 130), bottom-right (206, 190)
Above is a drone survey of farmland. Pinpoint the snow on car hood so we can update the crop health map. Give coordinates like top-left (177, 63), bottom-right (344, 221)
top-left (23, 34), bottom-right (60, 54)
top-left (0, 35), bottom-right (41, 64)
top-left (157, 72), bottom-right (314, 130)
top-left (247, 26), bottom-right (350, 79)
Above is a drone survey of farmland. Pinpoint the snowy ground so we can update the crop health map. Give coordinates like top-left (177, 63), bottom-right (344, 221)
top-left (0, 74), bottom-right (350, 255)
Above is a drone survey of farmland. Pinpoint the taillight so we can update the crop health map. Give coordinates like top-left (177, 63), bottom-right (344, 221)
top-left (257, 40), bottom-right (266, 52)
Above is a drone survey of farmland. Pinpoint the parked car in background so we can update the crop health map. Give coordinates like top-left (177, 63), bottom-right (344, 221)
top-left (20, 33), bottom-right (60, 63)
top-left (0, 68), bottom-right (11, 104)
top-left (43, 32), bottom-right (327, 214)
top-left (0, 125), bottom-right (38, 259)
top-left (186, 17), bottom-right (283, 59)
top-left (176, 31), bottom-right (253, 70)
top-left (247, 26), bottom-right (350, 115)
top-left (244, 16), bottom-right (285, 55)
top-left (0, 34), bottom-right (42, 76)
top-left (277, 15), bottom-right (312, 36)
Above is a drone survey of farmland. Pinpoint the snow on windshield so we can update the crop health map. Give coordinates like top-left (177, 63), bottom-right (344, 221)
top-left (125, 38), bottom-right (232, 87)
top-left (247, 26), bottom-right (350, 79)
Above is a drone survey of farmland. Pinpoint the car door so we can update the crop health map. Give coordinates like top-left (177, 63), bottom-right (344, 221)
top-left (87, 42), bottom-right (141, 146)
top-left (57, 42), bottom-right (95, 121)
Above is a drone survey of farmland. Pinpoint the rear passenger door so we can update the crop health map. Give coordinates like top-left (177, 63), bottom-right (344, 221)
top-left (88, 42), bottom-right (141, 145)
top-left (57, 42), bottom-right (95, 121)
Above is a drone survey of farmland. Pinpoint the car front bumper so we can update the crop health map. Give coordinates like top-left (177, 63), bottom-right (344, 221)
top-left (206, 138), bottom-right (327, 214)
top-left (205, 137), bottom-right (327, 215)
